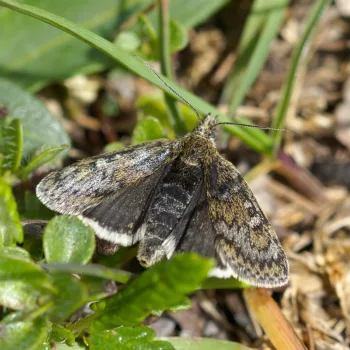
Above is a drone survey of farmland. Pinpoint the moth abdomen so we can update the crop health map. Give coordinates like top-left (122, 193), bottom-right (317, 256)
top-left (138, 160), bottom-right (203, 265)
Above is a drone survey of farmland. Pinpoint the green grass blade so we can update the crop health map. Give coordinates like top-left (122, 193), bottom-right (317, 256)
top-left (271, 0), bottom-right (331, 153)
top-left (0, 0), bottom-right (273, 154)
top-left (221, 0), bottom-right (290, 114)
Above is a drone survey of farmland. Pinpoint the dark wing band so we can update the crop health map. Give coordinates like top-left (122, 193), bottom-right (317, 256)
top-left (205, 154), bottom-right (289, 287)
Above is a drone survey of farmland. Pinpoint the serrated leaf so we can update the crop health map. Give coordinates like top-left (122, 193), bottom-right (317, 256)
top-left (164, 337), bottom-right (255, 350)
top-left (0, 79), bottom-right (70, 160)
top-left (0, 177), bottom-right (23, 246)
top-left (19, 144), bottom-right (69, 177)
top-left (0, 0), bottom-right (155, 91)
top-left (90, 326), bottom-right (175, 350)
top-left (0, 315), bottom-right (50, 350)
top-left (1, 118), bottom-right (23, 173)
top-left (132, 116), bottom-right (165, 144)
top-left (0, 250), bottom-right (54, 310)
top-left (48, 273), bottom-right (87, 322)
top-left (43, 216), bottom-right (95, 264)
top-left (90, 254), bottom-right (213, 331)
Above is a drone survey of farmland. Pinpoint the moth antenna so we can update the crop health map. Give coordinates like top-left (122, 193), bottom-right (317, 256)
top-left (134, 55), bottom-right (201, 121)
top-left (213, 121), bottom-right (299, 136)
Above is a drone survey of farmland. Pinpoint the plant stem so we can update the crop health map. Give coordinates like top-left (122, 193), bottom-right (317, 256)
top-left (158, 0), bottom-right (187, 136)
top-left (244, 288), bottom-right (307, 350)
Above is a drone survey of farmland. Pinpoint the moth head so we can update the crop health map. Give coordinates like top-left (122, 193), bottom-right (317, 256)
top-left (193, 113), bottom-right (218, 141)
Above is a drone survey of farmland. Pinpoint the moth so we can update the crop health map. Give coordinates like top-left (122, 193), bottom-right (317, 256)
top-left (36, 64), bottom-right (289, 288)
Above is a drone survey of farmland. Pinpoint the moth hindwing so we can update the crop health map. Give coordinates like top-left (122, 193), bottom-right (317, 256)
top-left (37, 114), bottom-right (289, 288)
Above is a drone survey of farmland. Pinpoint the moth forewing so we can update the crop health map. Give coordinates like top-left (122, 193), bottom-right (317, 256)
top-left (36, 139), bottom-right (180, 215)
top-left (204, 154), bottom-right (289, 288)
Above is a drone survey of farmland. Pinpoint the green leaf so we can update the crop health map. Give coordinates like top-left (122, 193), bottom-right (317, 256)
top-left (0, 315), bottom-right (50, 350)
top-left (48, 273), bottom-right (87, 322)
top-left (164, 337), bottom-right (255, 350)
top-left (48, 324), bottom-right (75, 346)
top-left (0, 0), bottom-right (155, 91)
top-left (137, 94), bottom-right (173, 130)
top-left (114, 31), bottom-right (142, 53)
top-left (0, 250), bottom-right (54, 310)
top-left (0, 0), bottom-right (273, 154)
top-left (136, 94), bottom-right (198, 134)
top-left (0, 177), bottom-right (23, 246)
top-left (1, 118), bottom-right (23, 173)
top-left (103, 142), bottom-right (125, 153)
top-left (167, 297), bottom-right (192, 313)
top-left (132, 116), bottom-right (165, 144)
top-left (0, 78), bottom-right (70, 160)
top-left (0, 246), bottom-right (31, 259)
top-left (89, 326), bottom-right (175, 350)
top-left (43, 215), bottom-right (95, 264)
top-left (90, 254), bottom-right (213, 331)
top-left (19, 144), bottom-right (69, 178)
top-left (169, 19), bottom-right (188, 52)
top-left (119, 17), bottom-right (188, 59)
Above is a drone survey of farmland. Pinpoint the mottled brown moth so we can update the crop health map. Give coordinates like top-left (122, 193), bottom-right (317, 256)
top-left (36, 67), bottom-right (289, 288)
